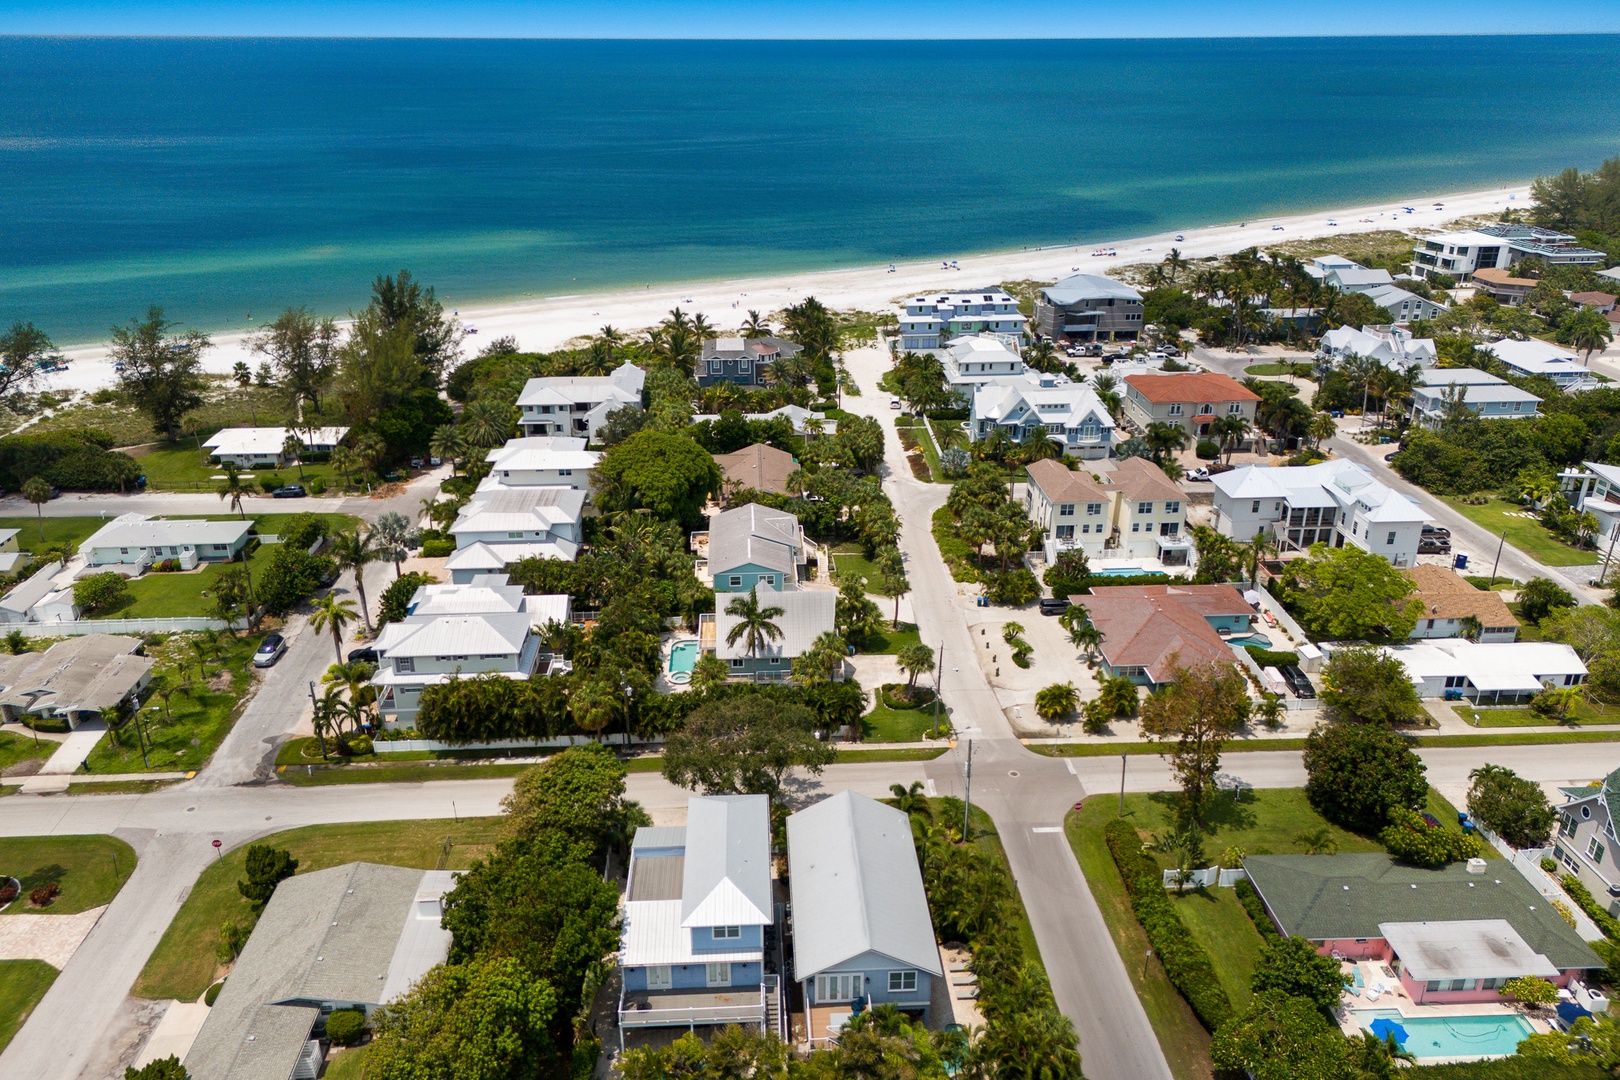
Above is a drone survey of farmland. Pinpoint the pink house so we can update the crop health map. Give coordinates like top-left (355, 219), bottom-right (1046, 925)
top-left (1243, 853), bottom-right (1602, 1005)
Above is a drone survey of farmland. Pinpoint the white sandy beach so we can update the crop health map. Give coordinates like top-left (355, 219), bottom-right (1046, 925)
top-left (46, 183), bottom-right (1531, 395)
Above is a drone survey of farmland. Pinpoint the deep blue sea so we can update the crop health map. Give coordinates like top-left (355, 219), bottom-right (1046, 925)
top-left (1, 35), bottom-right (1617, 343)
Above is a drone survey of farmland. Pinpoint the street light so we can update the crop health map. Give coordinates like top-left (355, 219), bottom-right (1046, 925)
top-left (622, 682), bottom-right (634, 746)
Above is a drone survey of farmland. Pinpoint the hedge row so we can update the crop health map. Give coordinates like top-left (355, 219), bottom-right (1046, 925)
top-left (1408, 1060), bottom-right (1610, 1079)
top-left (931, 505), bottom-right (979, 583)
top-left (1244, 646), bottom-right (1300, 669)
top-left (1074, 573), bottom-right (1176, 592)
top-left (1560, 873), bottom-right (1620, 940)
top-left (1102, 818), bottom-right (1234, 1031)
top-left (1231, 879), bottom-right (1281, 942)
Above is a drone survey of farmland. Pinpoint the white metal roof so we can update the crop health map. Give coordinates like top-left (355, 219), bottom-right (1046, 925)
top-left (1482, 339), bottom-right (1583, 375)
top-left (373, 612), bottom-right (530, 658)
top-left (620, 900), bottom-right (763, 968)
top-left (1042, 273), bottom-right (1142, 304)
top-left (202, 426), bottom-right (349, 456)
top-left (452, 486), bottom-right (586, 535)
top-left (1383, 640), bottom-right (1586, 692)
top-left (515, 361), bottom-right (644, 406)
top-left (713, 588), bottom-right (836, 661)
top-left (1379, 920), bottom-right (1559, 982)
top-left (485, 436), bottom-right (601, 473)
top-left (1213, 460), bottom-right (1423, 522)
top-left (444, 538), bottom-right (580, 569)
top-left (707, 503), bottom-right (803, 577)
top-left (80, 513), bottom-right (253, 553)
top-left (681, 795), bottom-right (773, 928)
top-left (786, 791), bottom-right (944, 979)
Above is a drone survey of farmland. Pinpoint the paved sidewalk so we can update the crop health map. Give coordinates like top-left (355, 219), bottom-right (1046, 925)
top-left (18, 770), bottom-right (189, 794)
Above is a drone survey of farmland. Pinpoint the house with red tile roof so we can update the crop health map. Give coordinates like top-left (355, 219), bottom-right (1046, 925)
top-left (1122, 372), bottom-right (1260, 443)
top-left (1073, 583), bottom-right (1256, 688)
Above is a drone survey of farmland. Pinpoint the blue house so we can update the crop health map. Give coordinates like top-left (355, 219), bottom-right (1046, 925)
top-left (702, 503), bottom-right (806, 593)
top-left (618, 795), bottom-right (783, 1046)
top-left (787, 791), bottom-right (944, 1043)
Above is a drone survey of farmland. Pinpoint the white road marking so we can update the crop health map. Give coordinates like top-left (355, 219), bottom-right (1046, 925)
top-left (924, 779), bottom-right (938, 797)
top-left (1032, 826), bottom-right (1063, 834)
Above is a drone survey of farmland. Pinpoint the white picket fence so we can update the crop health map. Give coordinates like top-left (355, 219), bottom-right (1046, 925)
top-left (1476, 825), bottom-right (1606, 943)
top-left (6, 616), bottom-right (246, 637)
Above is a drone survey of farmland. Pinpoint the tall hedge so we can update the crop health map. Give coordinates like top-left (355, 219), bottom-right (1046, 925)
top-left (0, 429), bottom-right (136, 491)
top-left (1102, 818), bottom-right (1234, 1031)
top-left (1232, 879), bottom-right (1281, 942)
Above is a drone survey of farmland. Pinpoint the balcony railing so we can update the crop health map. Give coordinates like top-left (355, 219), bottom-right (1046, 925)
top-left (618, 983), bottom-right (768, 1030)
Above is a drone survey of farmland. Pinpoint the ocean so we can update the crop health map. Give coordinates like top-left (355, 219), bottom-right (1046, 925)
top-left (1, 35), bottom-right (1617, 344)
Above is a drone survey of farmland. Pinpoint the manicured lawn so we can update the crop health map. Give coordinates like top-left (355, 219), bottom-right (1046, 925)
top-left (0, 835), bottom-right (137, 914)
top-left (1453, 700), bottom-right (1620, 727)
top-left (1031, 727), bottom-right (1620, 757)
top-left (132, 443), bottom-right (341, 495)
top-left (832, 548), bottom-right (899, 595)
top-left (862, 692), bottom-right (941, 742)
top-left (84, 632), bottom-right (261, 773)
top-left (834, 746), bottom-right (947, 763)
top-left (322, 1045), bottom-right (372, 1079)
top-left (1442, 497), bottom-right (1598, 567)
top-left (894, 415), bottom-right (942, 482)
top-left (280, 760), bottom-right (536, 785)
top-left (0, 516), bottom-right (103, 556)
top-left (135, 817), bottom-right (506, 1002)
top-left (1244, 363), bottom-right (1312, 378)
top-left (1171, 886), bottom-right (1268, 1012)
top-left (864, 621), bottom-right (922, 655)
top-left (0, 960), bottom-right (57, 1054)
top-left (0, 732), bottom-right (54, 777)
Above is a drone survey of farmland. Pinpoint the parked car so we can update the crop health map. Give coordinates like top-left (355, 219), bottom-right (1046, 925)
top-left (1187, 467), bottom-right (1211, 482)
top-left (1418, 538), bottom-right (1451, 555)
top-left (1280, 664), bottom-right (1316, 699)
top-left (1039, 597), bottom-right (1072, 616)
top-left (889, 398), bottom-right (901, 410)
top-left (252, 633), bottom-right (287, 668)
top-left (1421, 524), bottom-right (1451, 539)
top-left (347, 647), bottom-right (379, 666)
top-left (272, 484), bottom-right (307, 498)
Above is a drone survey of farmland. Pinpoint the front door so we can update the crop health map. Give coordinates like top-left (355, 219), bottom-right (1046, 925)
top-left (646, 965), bottom-right (672, 990)
top-left (706, 963), bottom-right (732, 988)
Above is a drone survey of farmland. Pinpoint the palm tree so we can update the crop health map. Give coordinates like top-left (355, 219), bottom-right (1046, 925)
top-left (309, 593), bottom-right (359, 664)
top-left (281, 433), bottom-right (306, 480)
top-left (724, 585), bottom-right (785, 661)
top-left (1563, 304), bottom-right (1614, 365)
top-left (310, 691), bottom-right (337, 758)
top-left (330, 445), bottom-right (355, 486)
top-left (889, 781), bottom-right (929, 817)
top-left (371, 511), bottom-right (415, 578)
top-left (741, 310), bottom-right (770, 338)
top-left (1309, 410), bottom-right (1337, 450)
top-left (1144, 421), bottom-right (1189, 464)
top-left (1212, 413), bottom-right (1251, 465)
top-left (461, 398), bottom-right (516, 449)
top-left (691, 652), bottom-right (730, 693)
top-left (876, 545), bottom-right (908, 627)
top-left (21, 476), bottom-right (50, 541)
top-left (321, 659), bottom-right (377, 712)
top-left (155, 678), bottom-right (194, 721)
top-left (214, 464), bottom-right (248, 520)
top-left (429, 425), bottom-right (464, 474)
top-left (328, 529), bottom-right (379, 634)
top-left (1292, 826), bottom-right (1338, 855)
top-left (1244, 530), bottom-right (1276, 586)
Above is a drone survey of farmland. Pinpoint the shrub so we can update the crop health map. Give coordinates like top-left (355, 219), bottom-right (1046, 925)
top-left (29, 882), bottom-right (60, 907)
top-left (1232, 880), bottom-right (1281, 941)
top-left (1195, 440), bottom-right (1220, 460)
top-left (879, 684), bottom-right (934, 711)
top-left (378, 571), bottom-right (439, 626)
top-left (308, 476), bottom-right (327, 495)
top-left (1542, 856), bottom-right (1559, 874)
top-left (204, 980), bottom-right (225, 1007)
top-left (257, 475), bottom-right (284, 494)
top-left (1035, 682), bottom-right (1078, 722)
top-left (1103, 818), bottom-right (1234, 1031)
top-left (338, 733), bottom-right (374, 757)
top-left (932, 506), bottom-right (979, 583)
top-left (1560, 874), bottom-right (1620, 941)
top-left (278, 512), bottom-right (330, 552)
top-left (238, 844), bottom-right (299, 910)
top-left (1381, 806), bottom-right (1484, 868)
top-left (421, 537), bottom-right (455, 558)
top-left (0, 881), bottom-right (17, 906)
top-left (981, 568), bottom-right (1039, 606)
top-left (1244, 646), bottom-right (1300, 669)
top-left (325, 1008), bottom-right (366, 1046)
top-left (1043, 549), bottom-right (1091, 600)
top-left (1467, 764), bottom-right (1554, 849)
top-left (73, 571), bottom-right (130, 614)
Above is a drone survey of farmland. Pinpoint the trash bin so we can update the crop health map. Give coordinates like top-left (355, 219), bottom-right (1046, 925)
top-left (1453, 553), bottom-right (1469, 570)
top-left (976, 596), bottom-right (989, 607)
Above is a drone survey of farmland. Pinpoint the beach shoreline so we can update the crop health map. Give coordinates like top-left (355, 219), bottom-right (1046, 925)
top-left (47, 181), bottom-right (1531, 397)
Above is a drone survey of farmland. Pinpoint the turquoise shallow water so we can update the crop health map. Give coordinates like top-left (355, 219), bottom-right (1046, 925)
top-left (1, 36), bottom-right (1618, 342)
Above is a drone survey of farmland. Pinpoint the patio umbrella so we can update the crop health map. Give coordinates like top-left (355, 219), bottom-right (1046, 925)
top-left (1368, 1018), bottom-right (1408, 1044)
top-left (1557, 1002), bottom-right (1594, 1026)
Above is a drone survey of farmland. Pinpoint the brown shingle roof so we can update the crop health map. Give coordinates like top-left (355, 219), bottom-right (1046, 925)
top-left (1404, 564), bottom-right (1519, 631)
top-left (1075, 584), bottom-right (1252, 683)
top-left (1109, 457), bottom-right (1183, 504)
top-left (1025, 458), bottom-right (1113, 505)
top-left (715, 443), bottom-right (797, 497)
top-left (1123, 372), bottom-right (1260, 406)
top-left (1570, 291), bottom-right (1617, 306)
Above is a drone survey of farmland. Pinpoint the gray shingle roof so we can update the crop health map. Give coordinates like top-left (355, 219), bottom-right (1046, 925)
top-left (0, 634), bottom-right (154, 714)
top-left (707, 503), bottom-right (802, 577)
top-left (786, 791), bottom-right (944, 979)
top-left (1243, 853), bottom-right (1600, 973)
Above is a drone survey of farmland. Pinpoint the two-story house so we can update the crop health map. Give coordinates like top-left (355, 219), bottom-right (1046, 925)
top-left (1559, 460), bottom-right (1620, 550)
top-left (699, 503), bottom-right (807, 592)
top-left (1481, 339), bottom-right (1598, 390)
top-left (1412, 224), bottom-right (1605, 281)
top-left (372, 612), bottom-right (541, 728)
top-left (446, 486), bottom-right (585, 581)
top-left (696, 336), bottom-right (803, 388)
top-left (1554, 766), bottom-right (1620, 915)
top-left (971, 374), bottom-right (1114, 459)
top-left (482, 436), bottom-right (600, 493)
top-left (1033, 274), bottom-right (1144, 342)
top-left (1317, 325), bottom-right (1436, 369)
top-left (1211, 459), bottom-right (1426, 567)
top-left (515, 362), bottom-right (644, 441)
top-left (618, 795), bottom-right (782, 1047)
top-left (787, 791), bottom-right (943, 1043)
top-left (939, 334), bottom-right (1027, 401)
top-left (1411, 368), bottom-right (1541, 429)
top-left (1024, 457), bottom-right (1187, 565)
top-left (896, 290), bottom-right (1027, 350)
top-left (1122, 372), bottom-right (1260, 443)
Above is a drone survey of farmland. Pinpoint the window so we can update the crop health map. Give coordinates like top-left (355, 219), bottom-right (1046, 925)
top-left (1228, 402), bottom-right (1243, 413)
top-left (1086, 503), bottom-right (1102, 516)
top-left (739, 360), bottom-right (751, 374)
top-left (709, 360), bottom-right (722, 374)
top-left (1056, 525), bottom-right (1074, 539)
top-left (395, 657), bottom-right (415, 674)
top-left (508, 532), bottom-right (523, 539)
top-left (1058, 503), bottom-right (1074, 517)
top-left (763, 575), bottom-right (775, 587)
top-left (1386, 531), bottom-right (1396, 546)
top-left (1589, 835), bottom-right (1606, 863)
top-left (815, 973), bottom-right (862, 1002)
top-left (713, 926), bottom-right (741, 940)
top-left (646, 966), bottom-right (672, 990)
top-left (1251, 501), bottom-right (1260, 514)
top-left (559, 468), bottom-right (572, 476)
top-left (1131, 522), bottom-right (1141, 533)
top-left (1164, 501), bottom-right (1180, 514)
top-left (706, 963), bottom-right (732, 987)
top-left (888, 971), bottom-right (918, 993)
top-left (1081, 524), bottom-right (1091, 535)
top-left (769, 657), bottom-right (781, 665)
top-left (1168, 404), bottom-right (1183, 416)
top-left (730, 658), bottom-right (745, 669)
top-left (729, 575), bottom-right (743, 587)
top-left (1137, 501), bottom-right (1152, 515)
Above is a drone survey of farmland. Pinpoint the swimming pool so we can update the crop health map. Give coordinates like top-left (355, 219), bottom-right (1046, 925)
top-left (1356, 1010), bottom-right (1533, 1059)
top-left (668, 640), bottom-right (700, 683)
top-left (1090, 567), bottom-right (1167, 578)
top-left (1228, 633), bottom-right (1273, 648)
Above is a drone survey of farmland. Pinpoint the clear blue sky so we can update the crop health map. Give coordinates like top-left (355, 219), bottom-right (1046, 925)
top-left (2, 0), bottom-right (1618, 38)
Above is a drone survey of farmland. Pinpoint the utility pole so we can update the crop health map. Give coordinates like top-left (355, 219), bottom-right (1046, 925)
top-left (1119, 752), bottom-right (1127, 816)
top-left (932, 641), bottom-right (944, 734)
top-left (961, 740), bottom-right (974, 841)
top-left (1488, 529), bottom-right (1507, 588)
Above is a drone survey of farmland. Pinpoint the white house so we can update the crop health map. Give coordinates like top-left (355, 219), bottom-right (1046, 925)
top-left (202, 426), bottom-right (349, 469)
top-left (446, 487), bottom-right (585, 581)
top-left (515, 361), bottom-right (644, 441)
top-left (1405, 564), bottom-right (1519, 643)
top-left (1317, 325), bottom-right (1437, 369)
top-left (1559, 460), bottom-right (1620, 550)
top-left (373, 612), bottom-right (543, 728)
top-left (939, 334), bottom-right (1027, 399)
top-left (690, 405), bottom-right (837, 438)
top-left (1481, 339), bottom-right (1597, 389)
top-left (482, 436), bottom-right (600, 493)
top-left (897, 290), bottom-right (1027, 350)
top-left (79, 513), bottom-right (255, 570)
top-left (1359, 283), bottom-right (1448, 324)
top-left (971, 374), bottom-right (1113, 459)
top-left (1024, 457), bottom-right (1189, 565)
top-left (403, 572), bottom-right (571, 631)
top-left (1411, 368), bottom-right (1541, 428)
top-left (1211, 459), bottom-right (1427, 566)
top-left (1375, 639), bottom-right (1586, 703)
top-left (1412, 225), bottom-right (1606, 281)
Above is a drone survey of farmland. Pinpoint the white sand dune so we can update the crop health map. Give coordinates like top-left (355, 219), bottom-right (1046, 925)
top-left (47, 183), bottom-right (1529, 396)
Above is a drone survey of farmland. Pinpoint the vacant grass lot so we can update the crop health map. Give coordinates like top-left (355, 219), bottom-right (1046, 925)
top-left (1442, 497), bottom-right (1598, 567)
top-left (0, 515), bottom-right (103, 555)
top-left (31, 381), bottom-right (330, 448)
top-left (1454, 700), bottom-right (1620, 727)
top-left (0, 960), bottom-right (57, 1054)
top-left (0, 835), bottom-right (137, 914)
top-left (864, 621), bottom-right (922, 655)
top-left (135, 817), bottom-right (506, 1002)
top-left (862, 690), bottom-right (940, 742)
top-left (84, 632), bottom-right (261, 773)
top-left (0, 732), bottom-right (54, 777)
top-left (1067, 787), bottom-right (1476, 1080)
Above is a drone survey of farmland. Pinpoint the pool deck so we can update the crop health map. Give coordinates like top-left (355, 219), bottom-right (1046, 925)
top-left (1334, 960), bottom-right (1551, 1063)
top-left (657, 634), bottom-right (702, 693)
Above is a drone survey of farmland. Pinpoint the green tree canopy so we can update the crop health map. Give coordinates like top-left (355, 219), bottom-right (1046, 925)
top-left (500, 743), bottom-right (640, 858)
top-left (1211, 991), bottom-right (1354, 1080)
top-left (661, 695), bottom-right (834, 800)
top-left (596, 430), bottom-right (721, 530)
top-left (1518, 577), bottom-right (1578, 626)
top-left (110, 307), bottom-right (209, 441)
top-left (1381, 807), bottom-right (1484, 868)
top-left (1279, 544), bottom-right (1422, 640)
top-left (125, 1058), bottom-right (190, 1080)
top-left (237, 844), bottom-right (298, 910)
top-left (366, 957), bottom-right (557, 1080)
top-left (1303, 722), bottom-right (1428, 832)
top-left (1138, 660), bottom-right (1251, 821)
top-left (1467, 764), bottom-right (1555, 849)
top-left (1318, 645), bottom-right (1424, 726)
top-left (1250, 936), bottom-right (1348, 1012)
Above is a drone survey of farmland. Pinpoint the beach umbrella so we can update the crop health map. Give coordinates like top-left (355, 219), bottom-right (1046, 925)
top-left (1557, 1002), bottom-right (1593, 1025)
top-left (1369, 1018), bottom-right (1408, 1044)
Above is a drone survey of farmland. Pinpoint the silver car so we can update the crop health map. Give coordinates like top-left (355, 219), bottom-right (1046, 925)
top-left (251, 633), bottom-right (286, 668)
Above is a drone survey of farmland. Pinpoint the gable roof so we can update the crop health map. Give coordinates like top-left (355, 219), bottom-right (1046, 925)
top-left (713, 588), bottom-right (836, 661)
top-left (1404, 565), bottom-right (1519, 629)
top-left (1124, 372), bottom-right (1260, 405)
top-left (1110, 457), bottom-right (1184, 504)
top-left (1025, 458), bottom-right (1112, 506)
top-left (443, 538), bottom-right (580, 569)
top-left (373, 612), bottom-right (531, 658)
top-left (484, 436), bottom-right (601, 473)
top-left (202, 426), bottom-right (349, 456)
top-left (708, 502), bottom-right (802, 576)
top-left (787, 791), bottom-right (944, 978)
top-left (1077, 584), bottom-right (1249, 683)
top-left (701, 335), bottom-right (802, 361)
top-left (680, 795), bottom-right (773, 927)
top-left (451, 486), bottom-right (586, 535)
top-left (716, 443), bottom-right (797, 497)
top-left (515, 362), bottom-right (644, 407)
top-left (1242, 853), bottom-right (1600, 973)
